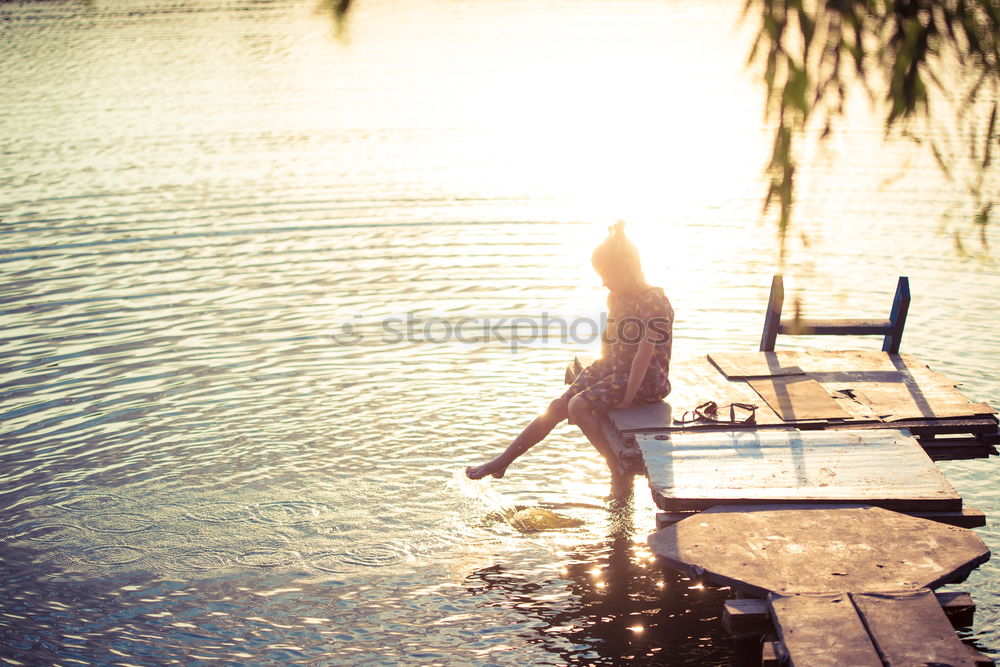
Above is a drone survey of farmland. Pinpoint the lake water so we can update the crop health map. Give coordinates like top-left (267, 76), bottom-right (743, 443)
top-left (2, 0), bottom-right (999, 664)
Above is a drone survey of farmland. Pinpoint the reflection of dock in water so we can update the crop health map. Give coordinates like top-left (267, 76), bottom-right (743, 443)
top-left (569, 276), bottom-right (1000, 665)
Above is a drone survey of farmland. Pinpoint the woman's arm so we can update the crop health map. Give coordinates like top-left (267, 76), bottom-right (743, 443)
top-left (616, 338), bottom-right (654, 408)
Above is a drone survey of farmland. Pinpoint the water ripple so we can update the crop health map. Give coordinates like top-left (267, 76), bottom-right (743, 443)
top-left (156, 549), bottom-right (237, 573)
top-left (339, 544), bottom-right (412, 568)
top-left (2, 0), bottom-right (999, 663)
top-left (10, 523), bottom-right (86, 545)
top-left (249, 501), bottom-right (330, 526)
top-left (73, 545), bottom-right (146, 567)
top-left (53, 493), bottom-right (128, 513)
top-left (235, 548), bottom-right (303, 569)
top-left (304, 551), bottom-right (353, 574)
top-left (81, 512), bottom-right (156, 534)
top-left (181, 502), bottom-right (256, 525)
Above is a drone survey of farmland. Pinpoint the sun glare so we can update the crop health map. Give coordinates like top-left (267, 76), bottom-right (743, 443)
top-left (463, 7), bottom-right (768, 222)
top-left (307, 0), bottom-right (775, 330)
top-left (449, 3), bottom-right (770, 289)
top-left (318, 0), bottom-right (767, 226)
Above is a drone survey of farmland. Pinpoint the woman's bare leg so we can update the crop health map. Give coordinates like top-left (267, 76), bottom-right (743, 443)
top-left (567, 395), bottom-right (632, 497)
top-left (466, 397), bottom-right (569, 479)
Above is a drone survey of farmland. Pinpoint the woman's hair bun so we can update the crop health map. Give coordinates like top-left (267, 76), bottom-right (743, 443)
top-left (592, 218), bottom-right (646, 287)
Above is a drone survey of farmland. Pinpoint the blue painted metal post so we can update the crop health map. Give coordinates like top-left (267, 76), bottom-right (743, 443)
top-left (760, 275), bottom-right (784, 352)
top-left (883, 276), bottom-right (910, 353)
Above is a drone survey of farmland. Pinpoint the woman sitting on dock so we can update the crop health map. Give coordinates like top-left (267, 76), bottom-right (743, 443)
top-left (466, 221), bottom-right (673, 493)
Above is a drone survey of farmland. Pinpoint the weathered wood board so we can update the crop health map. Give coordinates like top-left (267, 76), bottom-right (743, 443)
top-left (741, 349), bottom-right (912, 373)
top-left (600, 418), bottom-right (641, 478)
top-left (851, 589), bottom-right (978, 666)
top-left (767, 592), bottom-right (882, 667)
top-left (668, 508), bottom-right (986, 530)
top-left (589, 350), bottom-right (996, 433)
top-left (825, 416), bottom-right (1000, 439)
top-left (708, 351), bottom-right (805, 379)
top-left (748, 375), bottom-right (854, 421)
top-left (715, 350), bottom-right (997, 422)
top-left (638, 429), bottom-right (961, 510)
top-left (761, 642), bottom-right (780, 667)
top-left (647, 505), bottom-right (990, 597)
top-left (608, 402), bottom-right (675, 433)
top-left (607, 354), bottom-right (789, 432)
top-left (723, 591), bottom-right (977, 638)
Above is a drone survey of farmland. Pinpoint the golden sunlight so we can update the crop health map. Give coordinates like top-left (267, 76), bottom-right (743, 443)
top-left (318, 0), bottom-right (769, 243)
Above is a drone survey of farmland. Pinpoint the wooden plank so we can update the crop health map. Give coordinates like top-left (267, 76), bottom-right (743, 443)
top-left (748, 375), bottom-right (854, 421)
top-left (904, 509), bottom-right (987, 529)
top-left (638, 429), bottom-right (962, 511)
top-left (851, 589), bottom-right (977, 666)
top-left (707, 351), bottom-right (805, 379)
top-left (724, 599), bottom-right (775, 637)
top-left (936, 591), bottom-right (979, 627)
top-left (655, 511), bottom-right (698, 529)
top-left (864, 384), bottom-right (995, 422)
top-left (647, 505), bottom-right (990, 596)
top-left (966, 645), bottom-right (999, 666)
top-left (768, 592), bottom-right (883, 667)
top-left (921, 436), bottom-right (998, 460)
top-left (778, 318), bottom-right (894, 336)
top-left (597, 412), bottom-right (640, 478)
top-left (825, 416), bottom-right (999, 438)
top-left (760, 641), bottom-right (780, 667)
top-left (760, 274), bottom-right (784, 352)
top-left (608, 353), bottom-right (788, 432)
top-left (578, 350), bottom-right (996, 434)
top-left (884, 276), bottom-right (910, 353)
top-left (763, 350), bottom-right (997, 421)
top-left (922, 434), bottom-right (993, 444)
top-left (609, 402), bottom-right (674, 432)
top-left (968, 647), bottom-right (998, 666)
top-left (979, 430), bottom-right (1000, 445)
top-left (923, 442), bottom-right (998, 461)
top-left (773, 349), bottom-right (906, 372)
top-left (723, 591), bottom-right (977, 638)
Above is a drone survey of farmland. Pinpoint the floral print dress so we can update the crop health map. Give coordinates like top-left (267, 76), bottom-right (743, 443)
top-left (562, 285), bottom-right (673, 410)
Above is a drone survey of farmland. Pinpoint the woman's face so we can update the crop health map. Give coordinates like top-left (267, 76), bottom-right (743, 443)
top-left (594, 258), bottom-right (628, 293)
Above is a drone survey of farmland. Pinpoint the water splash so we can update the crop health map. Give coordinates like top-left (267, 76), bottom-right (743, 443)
top-left (449, 469), bottom-right (584, 532)
top-left (448, 468), bottom-right (518, 515)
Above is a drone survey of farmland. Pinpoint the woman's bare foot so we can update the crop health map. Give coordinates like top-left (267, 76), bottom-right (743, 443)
top-left (465, 458), bottom-right (508, 480)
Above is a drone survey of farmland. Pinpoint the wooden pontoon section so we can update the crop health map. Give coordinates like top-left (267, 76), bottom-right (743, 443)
top-left (563, 276), bottom-right (998, 665)
top-left (638, 429), bottom-right (962, 512)
top-left (566, 349), bottom-right (1000, 472)
top-left (646, 504), bottom-right (994, 665)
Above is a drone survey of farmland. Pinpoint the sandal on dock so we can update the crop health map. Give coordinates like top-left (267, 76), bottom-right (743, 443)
top-left (673, 401), bottom-right (757, 426)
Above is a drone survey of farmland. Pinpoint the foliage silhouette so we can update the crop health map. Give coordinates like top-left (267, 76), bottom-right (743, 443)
top-left (329, 0), bottom-right (998, 255)
top-left (744, 0), bottom-right (998, 257)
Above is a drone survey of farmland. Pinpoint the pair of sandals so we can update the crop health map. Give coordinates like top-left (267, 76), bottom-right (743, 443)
top-left (672, 400), bottom-right (757, 426)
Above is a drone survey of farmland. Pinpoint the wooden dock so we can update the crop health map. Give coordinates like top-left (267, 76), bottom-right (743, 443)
top-left (565, 277), bottom-right (999, 665)
top-left (640, 428), bottom-right (963, 511)
top-left (648, 505), bottom-right (991, 664)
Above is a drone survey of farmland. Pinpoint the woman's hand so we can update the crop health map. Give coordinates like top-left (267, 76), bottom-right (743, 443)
top-left (616, 339), bottom-right (654, 410)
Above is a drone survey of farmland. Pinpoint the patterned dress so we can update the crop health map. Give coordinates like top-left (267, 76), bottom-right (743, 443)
top-left (562, 285), bottom-right (673, 410)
